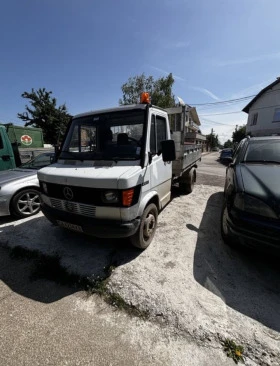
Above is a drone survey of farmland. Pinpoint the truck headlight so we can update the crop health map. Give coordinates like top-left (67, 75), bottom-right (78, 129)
top-left (234, 193), bottom-right (277, 219)
top-left (102, 191), bottom-right (119, 204)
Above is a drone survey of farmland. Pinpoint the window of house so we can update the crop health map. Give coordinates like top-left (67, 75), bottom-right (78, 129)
top-left (0, 134), bottom-right (3, 149)
top-left (272, 108), bottom-right (280, 122)
top-left (251, 113), bottom-right (258, 126)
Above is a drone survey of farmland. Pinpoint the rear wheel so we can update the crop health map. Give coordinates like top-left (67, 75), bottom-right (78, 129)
top-left (11, 189), bottom-right (41, 218)
top-left (130, 203), bottom-right (158, 249)
top-left (179, 168), bottom-right (196, 194)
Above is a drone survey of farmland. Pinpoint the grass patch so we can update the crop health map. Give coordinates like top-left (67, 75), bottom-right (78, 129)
top-left (8, 245), bottom-right (148, 319)
top-left (222, 338), bottom-right (245, 364)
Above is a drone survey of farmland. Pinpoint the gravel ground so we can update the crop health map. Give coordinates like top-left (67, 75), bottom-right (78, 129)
top-left (0, 176), bottom-right (279, 364)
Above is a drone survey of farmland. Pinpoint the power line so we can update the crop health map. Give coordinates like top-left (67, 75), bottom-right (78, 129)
top-left (191, 88), bottom-right (280, 108)
top-left (200, 117), bottom-right (237, 126)
top-left (190, 95), bottom-right (256, 106)
top-left (199, 110), bottom-right (245, 116)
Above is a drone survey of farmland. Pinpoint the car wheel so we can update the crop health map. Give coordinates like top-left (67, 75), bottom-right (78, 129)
top-left (221, 202), bottom-right (235, 247)
top-left (11, 188), bottom-right (41, 218)
top-left (129, 203), bottom-right (158, 249)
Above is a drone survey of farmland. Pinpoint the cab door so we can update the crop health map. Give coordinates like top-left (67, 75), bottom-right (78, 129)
top-left (0, 127), bottom-right (16, 171)
top-left (149, 112), bottom-right (172, 208)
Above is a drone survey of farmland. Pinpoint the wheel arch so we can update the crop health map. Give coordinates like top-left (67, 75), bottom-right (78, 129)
top-left (137, 191), bottom-right (160, 217)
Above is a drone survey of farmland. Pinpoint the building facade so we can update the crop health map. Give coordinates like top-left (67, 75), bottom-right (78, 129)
top-left (243, 78), bottom-right (280, 137)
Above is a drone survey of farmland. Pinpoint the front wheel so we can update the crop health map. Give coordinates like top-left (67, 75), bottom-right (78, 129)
top-left (221, 202), bottom-right (235, 247)
top-left (129, 203), bottom-right (158, 249)
top-left (11, 189), bottom-right (41, 218)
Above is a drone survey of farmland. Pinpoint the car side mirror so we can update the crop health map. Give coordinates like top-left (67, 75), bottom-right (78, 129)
top-left (161, 140), bottom-right (176, 162)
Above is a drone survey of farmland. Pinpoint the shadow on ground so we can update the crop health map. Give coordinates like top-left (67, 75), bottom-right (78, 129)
top-left (192, 192), bottom-right (280, 333)
top-left (0, 215), bottom-right (141, 303)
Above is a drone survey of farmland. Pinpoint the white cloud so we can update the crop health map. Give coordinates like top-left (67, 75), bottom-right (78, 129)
top-left (149, 66), bottom-right (186, 81)
top-left (217, 52), bottom-right (280, 67)
top-left (191, 86), bottom-right (220, 101)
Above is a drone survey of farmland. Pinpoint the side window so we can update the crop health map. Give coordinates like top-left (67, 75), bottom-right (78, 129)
top-left (156, 116), bottom-right (167, 149)
top-left (0, 133), bottom-right (3, 149)
top-left (150, 114), bottom-right (167, 155)
top-left (150, 115), bottom-right (156, 154)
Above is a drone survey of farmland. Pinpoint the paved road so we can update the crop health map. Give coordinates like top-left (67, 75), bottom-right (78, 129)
top-left (197, 152), bottom-right (227, 187)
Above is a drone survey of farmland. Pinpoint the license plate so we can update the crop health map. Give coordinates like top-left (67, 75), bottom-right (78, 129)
top-left (57, 220), bottom-right (83, 233)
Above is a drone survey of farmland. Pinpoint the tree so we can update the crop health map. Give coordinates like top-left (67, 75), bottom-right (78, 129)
top-left (224, 139), bottom-right (233, 148)
top-left (206, 129), bottom-right (219, 150)
top-left (18, 88), bottom-right (71, 145)
top-left (119, 73), bottom-right (176, 108)
top-left (232, 125), bottom-right (246, 144)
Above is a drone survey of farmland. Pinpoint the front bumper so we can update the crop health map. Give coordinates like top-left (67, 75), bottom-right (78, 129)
top-left (41, 202), bottom-right (140, 238)
top-left (225, 206), bottom-right (280, 252)
top-left (0, 195), bottom-right (11, 216)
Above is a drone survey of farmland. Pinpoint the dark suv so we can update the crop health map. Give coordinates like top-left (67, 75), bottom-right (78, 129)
top-left (221, 136), bottom-right (280, 253)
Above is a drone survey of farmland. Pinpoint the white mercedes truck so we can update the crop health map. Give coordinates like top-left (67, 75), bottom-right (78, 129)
top-left (38, 93), bottom-right (201, 249)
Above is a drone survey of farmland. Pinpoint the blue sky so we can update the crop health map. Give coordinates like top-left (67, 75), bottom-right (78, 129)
top-left (1, 0), bottom-right (280, 143)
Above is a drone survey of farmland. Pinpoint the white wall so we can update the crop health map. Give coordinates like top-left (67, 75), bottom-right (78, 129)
top-left (246, 83), bottom-right (280, 136)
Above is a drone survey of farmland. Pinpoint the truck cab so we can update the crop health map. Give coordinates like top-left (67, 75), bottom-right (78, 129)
top-left (38, 97), bottom-right (177, 249)
top-left (0, 125), bottom-right (17, 171)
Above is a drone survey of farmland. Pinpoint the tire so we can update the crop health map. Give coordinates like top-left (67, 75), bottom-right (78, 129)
top-left (179, 168), bottom-right (196, 194)
top-left (221, 202), bottom-right (235, 247)
top-left (11, 188), bottom-right (41, 218)
top-left (129, 203), bottom-right (158, 249)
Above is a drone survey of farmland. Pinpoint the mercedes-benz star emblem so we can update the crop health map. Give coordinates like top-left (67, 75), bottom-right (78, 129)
top-left (63, 186), bottom-right (74, 200)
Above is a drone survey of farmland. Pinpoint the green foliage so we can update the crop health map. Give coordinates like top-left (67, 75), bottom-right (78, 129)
top-left (224, 139), bottom-right (233, 148)
top-left (18, 88), bottom-right (71, 145)
top-left (119, 73), bottom-right (176, 108)
top-left (232, 125), bottom-right (246, 144)
top-left (222, 338), bottom-right (245, 364)
top-left (206, 131), bottom-right (219, 149)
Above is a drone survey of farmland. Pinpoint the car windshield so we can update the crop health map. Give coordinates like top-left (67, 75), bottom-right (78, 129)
top-left (19, 153), bottom-right (54, 170)
top-left (244, 140), bottom-right (280, 163)
top-left (59, 110), bottom-right (145, 161)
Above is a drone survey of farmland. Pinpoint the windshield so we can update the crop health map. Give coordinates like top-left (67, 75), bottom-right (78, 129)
top-left (60, 110), bottom-right (145, 161)
top-left (244, 140), bottom-right (280, 163)
top-left (19, 153), bottom-right (54, 170)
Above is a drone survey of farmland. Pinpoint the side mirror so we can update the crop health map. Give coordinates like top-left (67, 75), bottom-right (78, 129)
top-left (161, 140), bottom-right (176, 162)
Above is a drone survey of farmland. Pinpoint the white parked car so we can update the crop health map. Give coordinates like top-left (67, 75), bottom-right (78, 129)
top-left (0, 152), bottom-right (54, 218)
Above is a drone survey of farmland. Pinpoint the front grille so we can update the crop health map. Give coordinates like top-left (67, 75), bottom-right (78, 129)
top-left (46, 183), bottom-right (106, 205)
top-left (49, 197), bottom-right (96, 217)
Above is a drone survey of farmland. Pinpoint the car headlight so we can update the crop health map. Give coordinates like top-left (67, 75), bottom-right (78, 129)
top-left (42, 182), bottom-right (48, 194)
top-left (102, 191), bottom-right (119, 204)
top-left (233, 193), bottom-right (277, 219)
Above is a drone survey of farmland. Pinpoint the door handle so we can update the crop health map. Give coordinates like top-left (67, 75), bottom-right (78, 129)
top-left (1, 155), bottom-right (11, 161)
